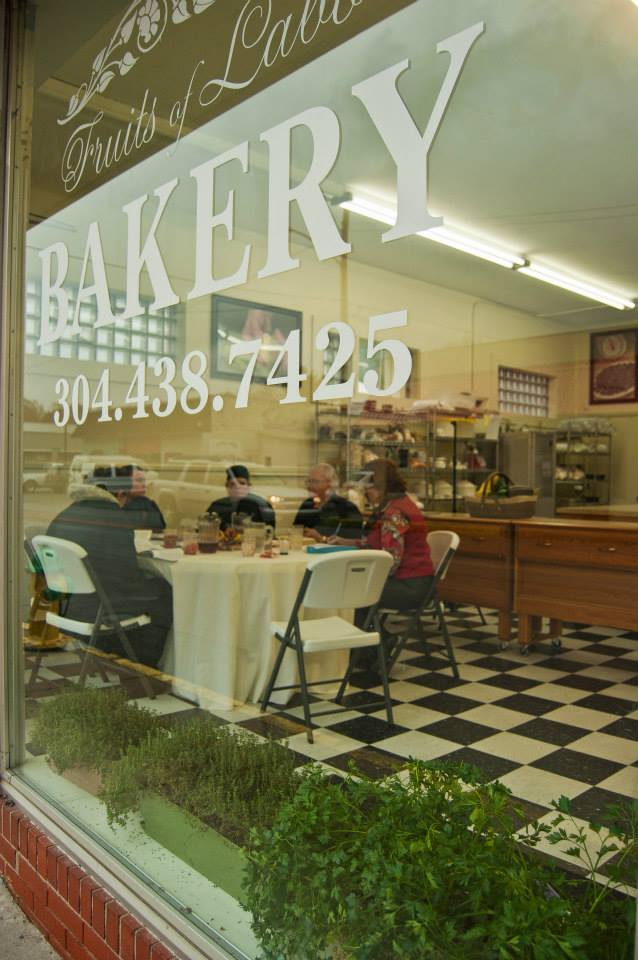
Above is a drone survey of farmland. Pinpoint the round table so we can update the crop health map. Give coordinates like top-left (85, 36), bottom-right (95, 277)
top-left (146, 548), bottom-right (349, 708)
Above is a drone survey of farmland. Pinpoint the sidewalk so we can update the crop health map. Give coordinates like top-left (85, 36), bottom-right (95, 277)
top-left (0, 878), bottom-right (58, 959)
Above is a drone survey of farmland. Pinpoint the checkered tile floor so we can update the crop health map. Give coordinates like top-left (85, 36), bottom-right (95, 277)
top-left (24, 609), bottom-right (638, 846)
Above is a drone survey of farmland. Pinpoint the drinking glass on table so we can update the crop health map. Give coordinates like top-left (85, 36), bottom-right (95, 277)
top-left (289, 525), bottom-right (304, 552)
top-left (241, 526), bottom-right (257, 557)
top-left (163, 528), bottom-right (178, 549)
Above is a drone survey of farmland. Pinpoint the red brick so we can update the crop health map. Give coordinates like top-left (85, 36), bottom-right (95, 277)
top-left (18, 817), bottom-right (30, 857)
top-left (5, 861), bottom-right (34, 910)
top-left (121, 914), bottom-right (143, 960)
top-left (1, 801), bottom-right (12, 840)
top-left (92, 887), bottom-right (112, 938)
top-left (80, 876), bottom-right (99, 923)
top-left (33, 893), bottom-right (66, 945)
top-left (27, 825), bottom-right (41, 867)
top-left (149, 943), bottom-right (174, 960)
top-left (49, 931), bottom-right (73, 960)
top-left (68, 864), bottom-right (84, 911)
top-left (134, 928), bottom-right (157, 960)
top-left (84, 923), bottom-right (120, 960)
top-left (105, 900), bottom-right (127, 952)
top-left (46, 844), bottom-right (62, 886)
top-left (48, 887), bottom-right (84, 942)
top-left (18, 854), bottom-right (48, 903)
top-left (10, 808), bottom-right (22, 847)
top-left (36, 834), bottom-right (53, 875)
top-left (66, 931), bottom-right (88, 960)
top-left (0, 833), bottom-right (16, 868)
top-left (57, 854), bottom-right (73, 898)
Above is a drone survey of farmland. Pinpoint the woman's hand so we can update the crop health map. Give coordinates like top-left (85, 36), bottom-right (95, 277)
top-left (303, 527), bottom-right (323, 542)
top-left (327, 535), bottom-right (354, 546)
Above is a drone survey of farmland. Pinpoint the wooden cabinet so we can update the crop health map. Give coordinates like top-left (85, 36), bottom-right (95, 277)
top-left (425, 514), bottom-right (514, 643)
top-left (514, 519), bottom-right (638, 645)
top-left (425, 514), bottom-right (638, 651)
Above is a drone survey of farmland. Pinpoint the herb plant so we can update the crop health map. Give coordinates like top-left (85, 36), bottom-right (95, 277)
top-left (31, 686), bottom-right (158, 775)
top-left (244, 761), bottom-right (636, 960)
top-left (100, 714), bottom-right (301, 847)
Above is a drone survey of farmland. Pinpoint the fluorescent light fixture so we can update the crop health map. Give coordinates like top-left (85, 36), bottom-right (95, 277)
top-left (419, 226), bottom-right (526, 269)
top-left (340, 195), bottom-right (524, 268)
top-left (517, 263), bottom-right (635, 311)
top-left (340, 193), bottom-right (635, 310)
top-left (340, 195), bottom-right (396, 226)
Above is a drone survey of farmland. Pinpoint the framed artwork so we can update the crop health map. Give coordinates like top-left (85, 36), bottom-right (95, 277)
top-left (211, 295), bottom-right (302, 381)
top-left (589, 328), bottom-right (638, 404)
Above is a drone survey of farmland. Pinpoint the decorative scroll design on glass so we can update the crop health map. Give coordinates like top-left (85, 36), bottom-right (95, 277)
top-left (57, 0), bottom-right (217, 126)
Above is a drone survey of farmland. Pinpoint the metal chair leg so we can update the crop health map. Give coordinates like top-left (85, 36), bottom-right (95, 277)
top-left (435, 598), bottom-right (459, 678)
top-left (476, 605), bottom-right (487, 625)
top-left (26, 651), bottom-right (44, 694)
top-left (377, 642), bottom-right (394, 726)
top-left (294, 640), bottom-right (314, 744)
top-left (261, 634), bottom-right (289, 711)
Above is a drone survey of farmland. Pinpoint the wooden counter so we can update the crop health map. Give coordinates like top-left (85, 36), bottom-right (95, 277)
top-left (514, 518), bottom-right (638, 647)
top-left (557, 504), bottom-right (638, 523)
top-left (425, 513), bottom-right (638, 652)
top-left (424, 513), bottom-right (514, 643)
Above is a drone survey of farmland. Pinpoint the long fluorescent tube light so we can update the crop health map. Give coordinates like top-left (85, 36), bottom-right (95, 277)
top-left (340, 194), bottom-right (635, 310)
top-left (517, 263), bottom-right (635, 311)
top-left (341, 196), bottom-right (525, 269)
top-left (419, 226), bottom-right (526, 269)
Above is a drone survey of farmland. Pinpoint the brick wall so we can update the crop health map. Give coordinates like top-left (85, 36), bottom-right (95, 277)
top-left (0, 793), bottom-right (179, 960)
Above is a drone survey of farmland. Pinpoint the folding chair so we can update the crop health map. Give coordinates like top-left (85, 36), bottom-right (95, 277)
top-left (30, 535), bottom-right (156, 699)
top-left (260, 550), bottom-right (394, 743)
top-left (381, 530), bottom-right (461, 678)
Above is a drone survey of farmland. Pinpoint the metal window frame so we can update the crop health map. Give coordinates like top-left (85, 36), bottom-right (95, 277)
top-left (0, 6), bottom-right (241, 959)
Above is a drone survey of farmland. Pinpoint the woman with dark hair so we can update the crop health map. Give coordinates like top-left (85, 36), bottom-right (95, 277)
top-left (332, 459), bottom-right (434, 666)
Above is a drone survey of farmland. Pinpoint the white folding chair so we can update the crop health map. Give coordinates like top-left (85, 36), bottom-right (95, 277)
top-left (381, 530), bottom-right (461, 677)
top-left (30, 535), bottom-right (156, 699)
top-left (260, 550), bottom-right (394, 743)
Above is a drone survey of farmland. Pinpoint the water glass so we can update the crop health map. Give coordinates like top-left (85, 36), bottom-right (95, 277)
top-left (290, 525), bottom-right (304, 551)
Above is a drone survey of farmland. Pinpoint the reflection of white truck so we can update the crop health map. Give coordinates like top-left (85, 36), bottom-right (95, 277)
top-left (67, 455), bottom-right (156, 494)
top-left (146, 460), bottom-right (308, 527)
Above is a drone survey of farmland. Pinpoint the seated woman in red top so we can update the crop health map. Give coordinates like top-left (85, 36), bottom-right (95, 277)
top-left (332, 458), bottom-right (434, 641)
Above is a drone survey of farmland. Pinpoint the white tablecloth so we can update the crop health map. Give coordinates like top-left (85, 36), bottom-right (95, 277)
top-left (145, 550), bottom-right (348, 708)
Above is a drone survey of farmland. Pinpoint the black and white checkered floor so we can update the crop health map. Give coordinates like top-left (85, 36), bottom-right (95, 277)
top-left (25, 609), bottom-right (638, 857)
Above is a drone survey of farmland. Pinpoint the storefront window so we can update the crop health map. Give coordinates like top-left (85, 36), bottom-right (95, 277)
top-left (11, 1), bottom-right (638, 956)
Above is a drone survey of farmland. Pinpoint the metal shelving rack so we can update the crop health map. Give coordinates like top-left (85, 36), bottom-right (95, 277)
top-left (314, 403), bottom-right (499, 512)
top-left (554, 429), bottom-right (612, 509)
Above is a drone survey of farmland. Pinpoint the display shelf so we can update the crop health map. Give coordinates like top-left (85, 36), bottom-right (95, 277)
top-left (315, 402), bottom-right (499, 511)
top-left (554, 430), bottom-right (611, 510)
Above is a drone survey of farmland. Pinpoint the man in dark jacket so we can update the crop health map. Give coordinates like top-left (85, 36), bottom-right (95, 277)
top-left (295, 463), bottom-right (362, 540)
top-left (207, 465), bottom-right (275, 529)
top-left (46, 469), bottom-right (172, 668)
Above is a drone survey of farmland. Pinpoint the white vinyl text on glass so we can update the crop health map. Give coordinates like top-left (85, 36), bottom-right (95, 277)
top-left (51, 313), bottom-right (411, 427)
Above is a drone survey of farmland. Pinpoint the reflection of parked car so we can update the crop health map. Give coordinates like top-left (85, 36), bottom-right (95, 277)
top-left (23, 471), bottom-right (47, 493)
top-left (45, 462), bottom-right (67, 492)
top-left (147, 460), bottom-right (308, 528)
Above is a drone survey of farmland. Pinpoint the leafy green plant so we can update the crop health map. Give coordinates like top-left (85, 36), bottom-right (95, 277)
top-left (100, 714), bottom-right (301, 847)
top-left (244, 761), bottom-right (636, 960)
top-left (31, 687), bottom-right (159, 775)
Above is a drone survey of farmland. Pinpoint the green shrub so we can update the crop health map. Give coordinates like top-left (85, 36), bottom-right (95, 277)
top-left (31, 687), bottom-right (158, 775)
top-left (100, 714), bottom-right (301, 847)
top-left (244, 762), bottom-right (636, 960)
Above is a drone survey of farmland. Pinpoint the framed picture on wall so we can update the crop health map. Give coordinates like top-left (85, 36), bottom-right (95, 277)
top-left (589, 328), bottom-right (638, 404)
top-left (211, 295), bottom-right (302, 381)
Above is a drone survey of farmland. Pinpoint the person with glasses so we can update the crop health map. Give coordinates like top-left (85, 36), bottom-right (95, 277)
top-left (294, 463), bottom-right (363, 542)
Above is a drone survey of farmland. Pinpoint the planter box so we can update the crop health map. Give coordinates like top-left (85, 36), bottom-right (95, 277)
top-left (48, 762), bottom-right (103, 797)
top-left (139, 795), bottom-right (246, 901)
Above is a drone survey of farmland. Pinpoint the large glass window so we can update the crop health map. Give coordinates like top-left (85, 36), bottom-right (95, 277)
top-left (12, 1), bottom-right (638, 957)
